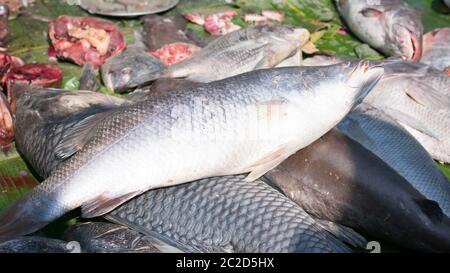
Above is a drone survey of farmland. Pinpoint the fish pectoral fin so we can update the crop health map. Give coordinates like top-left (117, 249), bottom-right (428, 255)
top-left (244, 146), bottom-right (293, 182)
top-left (315, 219), bottom-right (367, 248)
top-left (54, 110), bottom-right (114, 160)
top-left (404, 82), bottom-right (450, 111)
top-left (338, 115), bottom-right (374, 147)
top-left (81, 191), bottom-right (143, 218)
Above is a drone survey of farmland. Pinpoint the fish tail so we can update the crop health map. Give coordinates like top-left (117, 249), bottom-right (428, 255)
top-left (0, 192), bottom-right (62, 243)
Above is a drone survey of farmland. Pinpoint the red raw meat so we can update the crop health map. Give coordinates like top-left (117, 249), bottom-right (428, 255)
top-left (0, 92), bottom-right (13, 150)
top-left (48, 16), bottom-right (126, 68)
top-left (149, 43), bottom-right (201, 65)
top-left (184, 11), bottom-right (241, 36)
top-left (3, 63), bottom-right (63, 111)
top-left (0, 53), bottom-right (24, 80)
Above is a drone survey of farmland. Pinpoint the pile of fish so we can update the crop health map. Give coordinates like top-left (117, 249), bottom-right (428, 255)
top-left (0, 0), bottom-right (449, 253)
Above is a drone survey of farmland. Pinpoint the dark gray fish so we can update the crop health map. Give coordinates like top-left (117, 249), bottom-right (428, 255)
top-left (335, 0), bottom-right (423, 61)
top-left (64, 222), bottom-right (182, 253)
top-left (0, 237), bottom-right (72, 253)
top-left (1, 62), bottom-right (382, 243)
top-left (106, 175), bottom-right (353, 253)
top-left (79, 63), bottom-right (99, 92)
top-left (265, 129), bottom-right (450, 252)
top-left (101, 44), bottom-right (165, 93)
top-left (337, 103), bottom-right (450, 217)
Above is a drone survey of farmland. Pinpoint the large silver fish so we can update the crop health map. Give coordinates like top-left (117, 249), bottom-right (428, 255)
top-left (421, 28), bottom-right (450, 72)
top-left (13, 89), bottom-right (357, 253)
top-left (0, 61), bottom-right (383, 242)
top-left (335, 0), bottom-right (423, 61)
top-left (338, 103), bottom-right (450, 216)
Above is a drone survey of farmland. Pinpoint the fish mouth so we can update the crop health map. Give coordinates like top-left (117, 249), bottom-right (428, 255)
top-left (395, 24), bottom-right (422, 62)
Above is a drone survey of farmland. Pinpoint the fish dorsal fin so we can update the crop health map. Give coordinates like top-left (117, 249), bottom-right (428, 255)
top-left (414, 198), bottom-right (444, 223)
top-left (54, 110), bottom-right (113, 160)
top-left (404, 81), bottom-right (450, 111)
top-left (81, 191), bottom-right (143, 218)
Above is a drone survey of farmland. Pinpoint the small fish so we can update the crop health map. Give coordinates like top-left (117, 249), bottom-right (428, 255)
top-left (0, 236), bottom-right (72, 253)
top-left (64, 222), bottom-right (182, 253)
top-left (421, 28), bottom-right (450, 71)
top-left (2, 61), bottom-right (383, 242)
top-left (265, 128), bottom-right (450, 252)
top-left (338, 103), bottom-right (450, 217)
top-left (163, 25), bottom-right (310, 82)
top-left (101, 44), bottom-right (165, 93)
top-left (335, 0), bottom-right (423, 61)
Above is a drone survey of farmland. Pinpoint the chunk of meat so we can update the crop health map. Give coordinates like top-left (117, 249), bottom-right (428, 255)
top-left (149, 43), bottom-right (201, 65)
top-left (184, 11), bottom-right (241, 36)
top-left (48, 16), bottom-right (126, 68)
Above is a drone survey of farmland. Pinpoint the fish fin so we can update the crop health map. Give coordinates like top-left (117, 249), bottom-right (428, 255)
top-left (315, 219), bottom-right (367, 248)
top-left (404, 82), bottom-right (450, 111)
top-left (338, 115), bottom-right (374, 147)
top-left (54, 111), bottom-right (112, 160)
top-left (81, 191), bottom-right (143, 218)
top-left (380, 107), bottom-right (439, 140)
top-left (414, 198), bottom-right (444, 223)
top-left (244, 146), bottom-right (292, 182)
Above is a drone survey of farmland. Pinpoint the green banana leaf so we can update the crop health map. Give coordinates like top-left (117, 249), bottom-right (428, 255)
top-left (0, 0), bottom-right (449, 232)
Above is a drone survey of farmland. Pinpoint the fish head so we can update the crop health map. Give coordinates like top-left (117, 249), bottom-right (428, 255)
top-left (260, 25), bottom-right (310, 48)
top-left (387, 7), bottom-right (423, 62)
top-left (335, 1), bottom-right (422, 61)
top-left (101, 50), bottom-right (165, 93)
top-left (332, 60), bottom-right (385, 105)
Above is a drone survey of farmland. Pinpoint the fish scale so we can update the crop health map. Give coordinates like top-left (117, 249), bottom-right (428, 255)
top-left (107, 175), bottom-right (350, 253)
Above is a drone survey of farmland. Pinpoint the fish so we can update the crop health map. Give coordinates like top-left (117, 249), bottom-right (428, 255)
top-left (64, 222), bottom-right (182, 253)
top-left (101, 44), bottom-right (165, 93)
top-left (13, 88), bottom-right (359, 253)
top-left (421, 28), bottom-right (450, 71)
top-left (264, 128), bottom-right (450, 252)
top-left (335, 0), bottom-right (423, 61)
top-left (363, 61), bottom-right (450, 163)
top-left (106, 175), bottom-right (355, 253)
top-left (0, 237), bottom-right (72, 253)
top-left (129, 25), bottom-right (310, 86)
top-left (79, 63), bottom-right (99, 92)
top-left (303, 56), bottom-right (450, 162)
top-left (1, 61), bottom-right (384, 242)
top-left (337, 103), bottom-right (450, 217)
